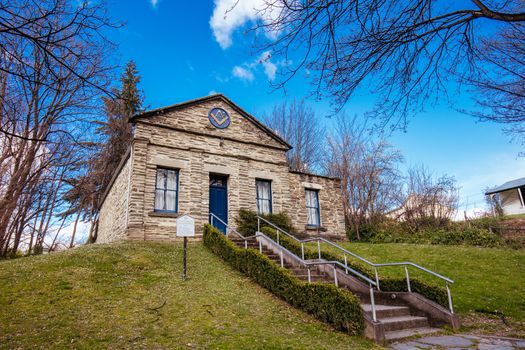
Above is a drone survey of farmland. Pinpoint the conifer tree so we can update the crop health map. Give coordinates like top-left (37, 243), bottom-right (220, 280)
top-left (64, 61), bottom-right (144, 244)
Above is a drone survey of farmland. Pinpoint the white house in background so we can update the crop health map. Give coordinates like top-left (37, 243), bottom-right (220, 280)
top-left (485, 177), bottom-right (525, 216)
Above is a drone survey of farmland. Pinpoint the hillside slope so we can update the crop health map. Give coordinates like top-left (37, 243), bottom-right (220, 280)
top-left (0, 242), bottom-right (375, 349)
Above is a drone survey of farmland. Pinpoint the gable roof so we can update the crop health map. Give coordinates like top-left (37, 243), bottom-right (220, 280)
top-left (485, 177), bottom-right (525, 195)
top-left (129, 94), bottom-right (292, 150)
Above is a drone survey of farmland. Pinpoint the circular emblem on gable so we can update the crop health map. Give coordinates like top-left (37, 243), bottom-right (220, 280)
top-left (208, 108), bottom-right (231, 129)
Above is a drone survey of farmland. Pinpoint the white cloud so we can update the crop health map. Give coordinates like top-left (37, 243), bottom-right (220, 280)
top-left (231, 51), bottom-right (280, 83)
top-left (258, 51), bottom-right (277, 81)
top-left (232, 66), bottom-right (255, 82)
top-left (209, 0), bottom-right (281, 49)
top-left (209, 90), bottom-right (219, 95)
top-left (150, 0), bottom-right (159, 8)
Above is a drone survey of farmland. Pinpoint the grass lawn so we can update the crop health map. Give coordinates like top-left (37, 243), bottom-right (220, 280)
top-left (314, 241), bottom-right (525, 337)
top-left (0, 241), bottom-right (377, 350)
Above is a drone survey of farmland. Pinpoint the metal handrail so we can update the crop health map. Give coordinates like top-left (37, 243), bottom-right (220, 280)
top-left (209, 213), bottom-right (380, 320)
top-left (209, 213), bottom-right (376, 284)
top-left (256, 215), bottom-right (455, 313)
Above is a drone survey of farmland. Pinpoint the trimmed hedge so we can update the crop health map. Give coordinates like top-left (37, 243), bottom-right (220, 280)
top-left (203, 224), bottom-right (364, 335)
top-left (261, 227), bottom-right (449, 307)
top-left (235, 208), bottom-right (297, 237)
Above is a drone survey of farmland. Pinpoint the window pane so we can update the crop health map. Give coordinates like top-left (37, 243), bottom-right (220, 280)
top-left (156, 169), bottom-right (166, 189)
top-left (305, 190), bottom-right (313, 207)
top-left (166, 190), bottom-right (176, 211)
top-left (307, 208), bottom-right (319, 226)
top-left (166, 170), bottom-right (177, 190)
top-left (307, 207), bottom-right (314, 225)
top-left (256, 180), bottom-right (272, 214)
top-left (260, 200), bottom-right (270, 215)
top-left (311, 191), bottom-right (319, 207)
top-left (261, 181), bottom-right (270, 200)
top-left (155, 189), bottom-right (165, 210)
top-left (306, 189), bottom-right (320, 226)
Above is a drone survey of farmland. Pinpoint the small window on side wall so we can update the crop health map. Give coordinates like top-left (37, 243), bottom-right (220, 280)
top-left (155, 168), bottom-right (179, 212)
top-left (305, 189), bottom-right (320, 227)
top-left (256, 180), bottom-right (272, 215)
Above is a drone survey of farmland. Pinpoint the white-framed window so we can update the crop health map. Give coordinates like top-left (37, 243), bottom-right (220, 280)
top-left (305, 189), bottom-right (320, 227)
top-left (154, 168), bottom-right (179, 212)
top-left (256, 179), bottom-right (272, 215)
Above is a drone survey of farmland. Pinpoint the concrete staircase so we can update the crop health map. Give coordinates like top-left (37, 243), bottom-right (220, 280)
top-left (229, 236), bottom-right (446, 343)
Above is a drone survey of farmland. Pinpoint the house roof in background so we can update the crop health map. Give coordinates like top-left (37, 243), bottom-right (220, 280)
top-left (485, 177), bottom-right (525, 195)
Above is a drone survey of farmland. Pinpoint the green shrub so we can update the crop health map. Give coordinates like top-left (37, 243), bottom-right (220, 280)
top-left (348, 217), bottom-right (504, 248)
top-left (346, 223), bottom-right (379, 242)
top-left (203, 224), bottom-right (364, 335)
top-left (261, 227), bottom-right (449, 308)
top-left (235, 208), bottom-right (297, 237)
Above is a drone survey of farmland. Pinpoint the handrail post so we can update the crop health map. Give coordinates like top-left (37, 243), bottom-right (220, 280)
top-left (307, 266), bottom-right (311, 283)
top-left (405, 266), bottom-right (411, 292)
top-left (280, 249), bottom-right (284, 267)
top-left (333, 265), bottom-right (338, 287)
top-left (277, 229), bottom-right (280, 245)
top-left (210, 214), bottom-right (214, 227)
top-left (344, 255), bottom-right (348, 274)
top-left (317, 240), bottom-right (321, 260)
top-left (370, 285), bottom-right (377, 322)
top-left (301, 243), bottom-right (305, 260)
top-left (374, 268), bottom-right (380, 291)
top-left (446, 283), bottom-right (454, 314)
top-left (244, 240), bottom-right (248, 250)
top-left (257, 217), bottom-right (260, 233)
top-left (259, 240), bottom-right (262, 253)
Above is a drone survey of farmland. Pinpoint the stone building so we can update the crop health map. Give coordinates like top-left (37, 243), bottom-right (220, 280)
top-left (97, 94), bottom-right (346, 243)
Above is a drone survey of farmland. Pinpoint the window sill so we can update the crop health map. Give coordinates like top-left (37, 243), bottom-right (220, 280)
top-left (304, 225), bottom-right (327, 232)
top-left (149, 211), bottom-right (180, 218)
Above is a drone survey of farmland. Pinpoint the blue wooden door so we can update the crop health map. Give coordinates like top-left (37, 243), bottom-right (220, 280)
top-left (209, 174), bottom-right (228, 233)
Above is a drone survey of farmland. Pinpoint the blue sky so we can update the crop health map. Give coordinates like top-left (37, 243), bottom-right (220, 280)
top-left (106, 0), bottom-right (525, 217)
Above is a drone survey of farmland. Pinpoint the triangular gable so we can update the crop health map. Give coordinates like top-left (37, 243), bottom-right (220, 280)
top-left (130, 94), bottom-right (292, 150)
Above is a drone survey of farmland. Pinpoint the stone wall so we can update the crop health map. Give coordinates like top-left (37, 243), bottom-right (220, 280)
top-left (98, 94), bottom-right (347, 242)
top-left (98, 154), bottom-right (131, 243)
top-left (288, 172), bottom-right (346, 237)
top-left (127, 120), bottom-right (292, 241)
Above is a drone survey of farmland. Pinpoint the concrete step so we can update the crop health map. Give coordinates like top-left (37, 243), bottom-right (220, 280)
top-left (380, 315), bottom-right (429, 332)
top-left (385, 327), bottom-right (441, 341)
top-left (361, 304), bottom-right (411, 318)
top-left (355, 293), bottom-right (408, 307)
top-left (295, 274), bottom-right (333, 282)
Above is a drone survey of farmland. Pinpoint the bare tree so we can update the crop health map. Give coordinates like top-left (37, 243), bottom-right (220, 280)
top-left (263, 99), bottom-right (325, 172)
top-left (0, 0), bottom-right (114, 257)
top-left (324, 114), bottom-right (403, 239)
top-left (395, 165), bottom-right (459, 230)
top-left (0, 1), bottom-right (116, 104)
top-left (249, 1), bottom-right (525, 133)
top-left (468, 26), bottom-right (525, 141)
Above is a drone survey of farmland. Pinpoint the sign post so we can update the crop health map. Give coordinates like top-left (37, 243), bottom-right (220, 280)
top-left (176, 215), bottom-right (195, 280)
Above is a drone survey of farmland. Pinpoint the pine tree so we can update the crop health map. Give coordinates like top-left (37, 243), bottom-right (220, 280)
top-left (64, 61), bottom-right (144, 244)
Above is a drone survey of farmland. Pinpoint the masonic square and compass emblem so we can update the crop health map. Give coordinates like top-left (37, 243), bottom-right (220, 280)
top-left (208, 107), bottom-right (231, 129)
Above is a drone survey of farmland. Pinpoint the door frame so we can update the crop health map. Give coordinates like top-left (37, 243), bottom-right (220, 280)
top-left (208, 173), bottom-right (229, 230)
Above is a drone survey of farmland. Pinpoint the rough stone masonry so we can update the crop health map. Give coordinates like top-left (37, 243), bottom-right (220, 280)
top-left (97, 94), bottom-right (346, 243)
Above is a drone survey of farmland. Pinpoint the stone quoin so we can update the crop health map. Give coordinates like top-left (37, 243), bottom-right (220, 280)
top-left (97, 94), bottom-right (345, 242)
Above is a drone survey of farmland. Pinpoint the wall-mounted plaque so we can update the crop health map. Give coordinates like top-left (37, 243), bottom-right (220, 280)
top-left (208, 108), bottom-right (231, 129)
